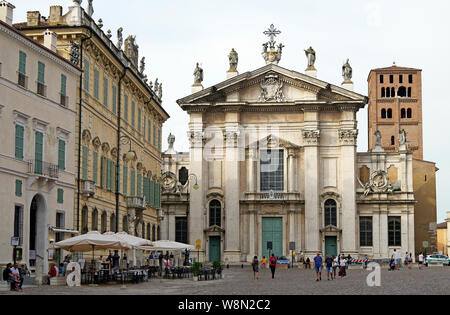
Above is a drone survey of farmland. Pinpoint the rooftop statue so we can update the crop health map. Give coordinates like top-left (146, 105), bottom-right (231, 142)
top-left (117, 27), bottom-right (123, 50)
top-left (158, 83), bottom-right (163, 99)
top-left (342, 58), bottom-right (353, 82)
top-left (261, 24), bottom-right (284, 65)
top-left (140, 57), bottom-right (145, 74)
top-left (193, 63), bottom-right (204, 85)
top-left (399, 129), bottom-right (407, 145)
top-left (304, 46), bottom-right (316, 70)
top-left (228, 48), bottom-right (238, 72)
top-left (374, 130), bottom-right (382, 147)
top-left (87, 0), bottom-right (94, 17)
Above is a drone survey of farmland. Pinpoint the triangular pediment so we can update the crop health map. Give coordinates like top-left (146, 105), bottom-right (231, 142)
top-left (246, 134), bottom-right (300, 149)
top-left (177, 64), bottom-right (367, 109)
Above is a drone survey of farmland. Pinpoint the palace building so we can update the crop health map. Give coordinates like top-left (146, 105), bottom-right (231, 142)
top-left (12, 0), bottom-right (169, 268)
top-left (0, 2), bottom-right (80, 274)
top-left (161, 26), bottom-right (416, 263)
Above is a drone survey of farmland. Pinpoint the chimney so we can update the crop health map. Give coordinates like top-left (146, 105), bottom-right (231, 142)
top-left (43, 29), bottom-right (57, 53)
top-left (27, 11), bottom-right (41, 27)
top-left (49, 6), bottom-right (62, 25)
top-left (0, 1), bottom-right (15, 26)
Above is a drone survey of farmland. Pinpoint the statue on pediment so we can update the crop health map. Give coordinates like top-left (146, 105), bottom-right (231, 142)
top-left (193, 63), bottom-right (203, 85)
top-left (125, 35), bottom-right (139, 67)
top-left (228, 48), bottom-right (238, 72)
top-left (262, 25), bottom-right (284, 65)
top-left (87, 0), bottom-right (94, 17)
top-left (140, 57), bottom-right (145, 74)
top-left (374, 130), bottom-right (382, 147)
top-left (399, 129), bottom-right (407, 145)
top-left (305, 46), bottom-right (316, 70)
top-left (342, 59), bottom-right (352, 82)
top-left (117, 27), bottom-right (123, 50)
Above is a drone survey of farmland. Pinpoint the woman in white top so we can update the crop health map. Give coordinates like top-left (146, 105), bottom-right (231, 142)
top-left (338, 256), bottom-right (347, 278)
top-left (332, 256), bottom-right (339, 279)
top-left (418, 253), bottom-right (424, 270)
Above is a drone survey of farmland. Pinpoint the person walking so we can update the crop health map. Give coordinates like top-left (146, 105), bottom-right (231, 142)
top-left (338, 255), bottom-right (347, 278)
top-left (261, 256), bottom-right (267, 270)
top-left (251, 256), bottom-right (259, 280)
top-left (269, 254), bottom-right (277, 279)
top-left (408, 253), bottom-right (413, 269)
top-left (418, 252), bottom-right (424, 270)
top-left (394, 249), bottom-right (399, 270)
top-left (10, 264), bottom-right (24, 290)
top-left (332, 255), bottom-right (338, 279)
top-left (314, 252), bottom-right (323, 282)
top-left (325, 254), bottom-right (334, 280)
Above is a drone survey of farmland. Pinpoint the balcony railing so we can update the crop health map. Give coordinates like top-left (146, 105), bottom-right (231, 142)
top-left (17, 72), bottom-right (28, 89)
top-left (37, 82), bottom-right (47, 97)
top-left (126, 196), bottom-right (146, 210)
top-left (27, 159), bottom-right (59, 179)
top-left (81, 179), bottom-right (95, 197)
top-left (60, 94), bottom-right (68, 107)
top-left (243, 191), bottom-right (302, 202)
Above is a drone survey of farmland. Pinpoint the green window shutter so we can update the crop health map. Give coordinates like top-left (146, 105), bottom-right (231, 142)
top-left (82, 146), bottom-right (88, 180)
top-left (143, 177), bottom-right (149, 205)
top-left (57, 188), bottom-right (64, 204)
top-left (35, 131), bottom-right (43, 175)
top-left (130, 169), bottom-right (136, 196)
top-left (103, 77), bottom-right (108, 107)
top-left (94, 69), bottom-right (99, 100)
top-left (106, 159), bottom-right (111, 191)
top-left (124, 95), bottom-right (129, 121)
top-left (93, 151), bottom-right (98, 184)
top-left (143, 115), bottom-right (146, 140)
top-left (138, 108), bottom-right (141, 133)
top-left (158, 128), bottom-right (161, 151)
top-left (15, 124), bottom-right (24, 160)
top-left (19, 51), bottom-right (27, 75)
top-left (84, 59), bottom-right (90, 91)
top-left (149, 180), bottom-right (155, 207)
top-left (109, 159), bottom-right (114, 191)
top-left (148, 119), bottom-right (151, 143)
top-left (114, 161), bottom-right (118, 193)
top-left (37, 62), bottom-right (45, 84)
top-left (137, 173), bottom-right (142, 197)
top-left (157, 183), bottom-right (161, 209)
top-left (131, 101), bottom-right (135, 128)
top-left (123, 165), bottom-right (128, 196)
top-left (112, 85), bottom-right (117, 115)
top-left (58, 139), bottom-right (66, 171)
top-left (60, 74), bottom-right (67, 96)
top-left (153, 125), bottom-right (156, 146)
top-left (100, 156), bottom-right (106, 189)
top-left (15, 180), bottom-right (22, 197)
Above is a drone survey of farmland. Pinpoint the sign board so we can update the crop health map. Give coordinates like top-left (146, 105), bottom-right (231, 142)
top-left (13, 248), bottom-right (23, 262)
top-left (196, 239), bottom-right (201, 250)
top-left (267, 242), bottom-right (273, 250)
top-left (422, 241), bottom-right (429, 248)
top-left (289, 242), bottom-right (296, 251)
top-left (11, 237), bottom-right (20, 246)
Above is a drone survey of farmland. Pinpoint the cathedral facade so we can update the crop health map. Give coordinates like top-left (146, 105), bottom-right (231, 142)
top-left (161, 28), bottom-right (415, 263)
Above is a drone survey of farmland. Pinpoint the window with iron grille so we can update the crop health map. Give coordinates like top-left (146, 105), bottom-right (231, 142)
top-left (176, 217), bottom-right (188, 244)
top-left (324, 199), bottom-right (337, 227)
top-left (360, 216), bottom-right (373, 247)
top-left (13, 205), bottom-right (23, 245)
top-left (209, 200), bottom-right (221, 227)
top-left (56, 212), bottom-right (65, 242)
top-left (388, 216), bottom-right (401, 247)
top-left (260, 150), bottom-right (284, 192)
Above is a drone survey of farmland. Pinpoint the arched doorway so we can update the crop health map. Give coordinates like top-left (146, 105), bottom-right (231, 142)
top-left (29, 194), bottom-right (48, 274)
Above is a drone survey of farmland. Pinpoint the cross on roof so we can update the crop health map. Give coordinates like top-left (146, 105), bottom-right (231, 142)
top-left (263, 24), bottom-right (281, 46)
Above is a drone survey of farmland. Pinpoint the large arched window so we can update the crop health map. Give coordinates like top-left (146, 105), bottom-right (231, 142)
top-left (381, 87), bottom-right (386, 98)
top-left (110, 214), bottom-right (116, 233)
top-left (386, 88), bottom-right (391, 98)
top-left (391, 87), bottom-right (395, 97)
top-left (122, 215), bottom-right (128, 233)
top-left (407, 87), bottom-right (412, 97)
top-left (101, 211), bottom-right (107, 233)
top-left (157, 226), bottom-right (161, 241)
top-left (81, 206), bottom-right (88, 234)
top-left (397, 86), bottom-right (407, 97)
top-left (209, 200), bottom-right (221, 227)
top-left (147, 223), bottom-right (151, 240)
top-left (152, 224), bottom-right (156, 241)
top-left (91, 208), bottom-right (98, 231)
top-left (324, 199), bottom-right (337, 227)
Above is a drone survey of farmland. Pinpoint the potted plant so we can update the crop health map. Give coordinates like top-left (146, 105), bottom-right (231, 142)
top-left (191, 262), bottom-right (202, 281)
top-left (212, 261), bottom-right (223, 279)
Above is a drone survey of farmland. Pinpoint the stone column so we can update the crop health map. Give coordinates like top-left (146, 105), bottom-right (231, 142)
top-left (223, 114), bottom-right (241, 262)
top-left (339, 127), bottom-right (358, 255)
top-left (380, 208), bottom-right (389, 258)
top-left (188, 113), bottom-right (205, 258)
top-left (408, 208), bottom-right (415, 261)
top-left (248, 206), bottom-right (256, 261)
top-left (247, 149), bottom-right (256, 193)
top-left (288, 150), bottom-right (296, 193)
top-left (302, 127), bottom-right (320, 256)
top-left (289, 207), bottom-right (295, 246)
top-left (372, 209), bottom-right (381, 258)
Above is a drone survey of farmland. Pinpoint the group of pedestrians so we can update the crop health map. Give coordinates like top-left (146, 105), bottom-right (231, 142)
top-left (2, 263), bottom-right (24, 291)
top-left (251, 254), bottom-right (278, 280)
top-left (313, 253), bottom-right (348, 282)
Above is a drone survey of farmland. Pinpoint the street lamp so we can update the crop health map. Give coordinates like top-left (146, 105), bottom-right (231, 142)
top-left (115, 135), bottom-right (136, 232)
top-left (186, 173), bottom-right (199, 246)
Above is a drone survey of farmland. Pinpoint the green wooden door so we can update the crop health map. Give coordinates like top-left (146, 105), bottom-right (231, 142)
top-left (35, 131), bottom-right (43, 174)
top-left (325, 236), bottom-right (337, 257)
top-left (209, 236), bottom-right (221, 262)
top-left (262, 218), bottom-right (283, 258)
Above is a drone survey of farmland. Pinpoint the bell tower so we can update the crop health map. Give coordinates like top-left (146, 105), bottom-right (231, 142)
top-left (367, 64), bottom-right (423, 159)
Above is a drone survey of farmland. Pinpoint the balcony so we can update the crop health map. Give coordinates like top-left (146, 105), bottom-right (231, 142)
top-left (37, 82), bottom-right (47, 97)
top-left (243, 191), bottom-right (303, 203)
top-left (126, 196), bottom-right (146, 210)
top-left (81, 179), bottom-right (95, 198)
top-left (27, 159), bottom-right (59, 179)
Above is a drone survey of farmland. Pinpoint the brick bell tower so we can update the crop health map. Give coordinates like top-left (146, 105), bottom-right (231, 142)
top-left (367, 63), bottom-right (423, 159)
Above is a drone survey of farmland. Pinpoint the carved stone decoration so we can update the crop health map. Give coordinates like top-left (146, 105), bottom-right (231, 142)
top-left (91, 136), bottom-right (101, 149)
top-left (101, 142), bottom-right (110, 153)
top-left (106, 29), bottom-right (112, 39)
top-left (69, 41), bottom-right (80, 66)
top-left (399, 129), bottom-right (407, 145)
top-left (136, 162), bottom-right (143, 171)
top-left (358, 170), bottom-right (394, 197)
top-left (187, 131), bottom-right (205, 145)
top-left (320, 191), bottom-right (341, 203)
top-left (302, 130), bottom-right (321, 145)
top-left (259, 74), bottom-right (285, 102)
top-left (140, 57), bottom-right (145, 74)
top-left (117, 27), bottom-right (123, 50)
top-left (158, 83), bottom-right (163, 99)
top-left (110, 147), bottom-right (118, 159)
top-left (339, 129), bottom-right (358, 145)
top-left (97, 18), bottom-right (103, 29)
top-left (262, 24), bottom-right (284, 65)
top-left (82, 129), bottom-right (92, 144)
top-left (224, 131), bottom-right (240, 147)
top-left (161, 171), bottom-right (178, 193)
top-left (125, 35), bottom-right (139, 67)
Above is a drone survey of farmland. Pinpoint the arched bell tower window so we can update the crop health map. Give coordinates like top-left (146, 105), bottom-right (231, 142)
top-left (407, 108), bottom-right (412, 119)
top-left (381, 109), bottom-right (387, 119)
top-left (387, 108), bottom-right (393, 119)
top-left (401, 108), bottom-right (406, 119)
top-left (209, 200), bottom-right (222, 227)
top-left (324, 199), bottom-right (337, 227)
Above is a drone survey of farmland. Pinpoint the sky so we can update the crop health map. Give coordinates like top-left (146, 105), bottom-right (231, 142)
top-left (13, 0), bottom-right (450, 222)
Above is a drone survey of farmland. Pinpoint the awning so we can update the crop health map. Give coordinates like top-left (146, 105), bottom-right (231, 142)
top-left (49, 226), bottom-right (80, 234)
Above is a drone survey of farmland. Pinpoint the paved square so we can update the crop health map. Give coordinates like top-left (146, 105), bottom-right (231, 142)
top-left (1, 265), bottom-right (449, 295)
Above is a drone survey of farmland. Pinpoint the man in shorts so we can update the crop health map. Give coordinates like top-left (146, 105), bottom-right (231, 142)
top-left (324, 254), bottom-right (334, 280)
top-left (313, 252), bottom-right (323, 282)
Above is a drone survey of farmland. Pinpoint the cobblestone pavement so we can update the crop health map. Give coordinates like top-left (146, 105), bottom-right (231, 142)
top-left (2, 265), bottom-right (449, 295)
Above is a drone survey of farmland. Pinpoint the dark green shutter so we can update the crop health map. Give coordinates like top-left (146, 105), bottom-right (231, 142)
top-left (123, 165), bottom-right (128, 196)
top-left (143, 177), bottom-right (149, 205)
top-left (15, 124), bottom-right (24, 160)
top-left (93, 151), bottom-right (98, 184)
top-left (84, 59), bottom-right (90, 91)
top-left (138, 108), bottom-right (141, 133)
top-left (82, 146), bottom-right (88, 180)
top-left (94, 69), bottom-right (99, 99)
top-left (100, 156), bottom-right (106, 189)
top-left (37, 62), bottom-right (45, 84)
top-left (57, 188), bottom-right (64, 204)
top-left (137, 173), bottom-right (142, 197)
top-left (124, 95), bottom-right (128, 121)
top-left (103, 77), bottom-right (108, 107)
top-left (112, 85), bottom-right (117, 115)
top-left (148, 119), bottom-right (151, 143)
top-left (149, 180), bottom-right (155, 207)
top-left (131, 101), bottom-right (135, 127)
top-left (15, 180), bottom-right (22, 197)
top-left (34, 131), bottom-right (43, 175)
top-left (130, 169), bottom-right (136, 196)
top-left (19, 51), bottom-right (27, 75)
top-left (58, 139), bottom-right (65, 171)
top-left (60, 74), bottom-right (67, 96)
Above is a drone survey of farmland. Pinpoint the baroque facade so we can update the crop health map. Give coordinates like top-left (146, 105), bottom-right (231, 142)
top-left (162, 30), bottom-right (416, 263)
top-left (14, 1), bottom-right (169, 265)
top-left (0, 3), bottom-right (80, 274)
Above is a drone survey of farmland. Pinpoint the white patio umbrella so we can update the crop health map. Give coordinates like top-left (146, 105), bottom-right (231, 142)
top-left (104, 232), bottom-right (153, 267)
top-left (143, 240), bottom-right (195, 251)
